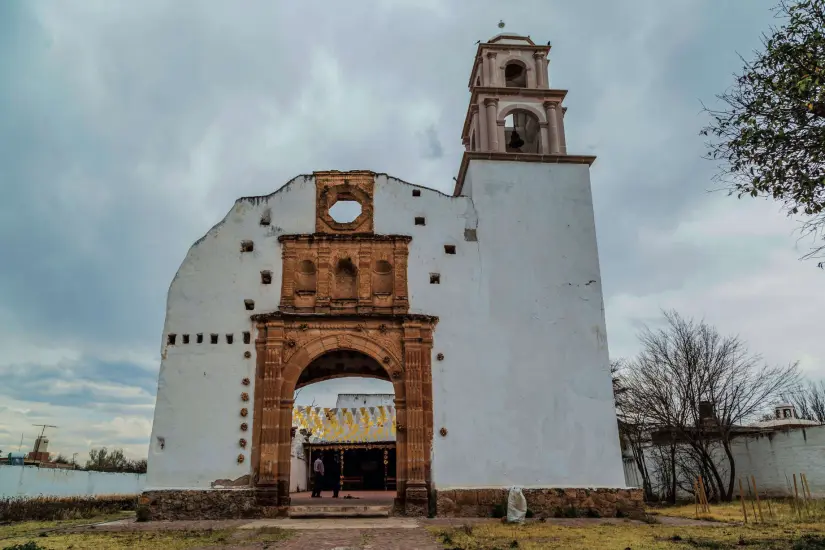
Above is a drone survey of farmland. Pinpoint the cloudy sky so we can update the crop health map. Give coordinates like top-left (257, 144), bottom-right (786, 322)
top-left (2, 0), bottom-right (822, 460)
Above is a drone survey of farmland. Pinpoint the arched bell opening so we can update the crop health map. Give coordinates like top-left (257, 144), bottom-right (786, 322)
top-left (504, 60), bottom-right (528, 88)
top-left (504, 110), bottom-right (541, 154)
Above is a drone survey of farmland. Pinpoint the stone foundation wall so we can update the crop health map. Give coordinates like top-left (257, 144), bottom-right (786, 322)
top-left (436, 488), bottom-right (644, 519)
top-left (140, 490), bottom-right (284, 521)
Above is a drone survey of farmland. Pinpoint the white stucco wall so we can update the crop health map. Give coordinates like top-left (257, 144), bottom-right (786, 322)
top-left (625, 426), bottom-right (825, 499)
top-left (147, 163), bottom-right (626, 491)
top-left (731, 426), bottom-right (825, 497)
top-left (0, 466), bottom-right (145, 497)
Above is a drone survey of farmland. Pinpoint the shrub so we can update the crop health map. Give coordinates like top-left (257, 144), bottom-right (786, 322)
top-left (0, 495), bottom-right (137, 523)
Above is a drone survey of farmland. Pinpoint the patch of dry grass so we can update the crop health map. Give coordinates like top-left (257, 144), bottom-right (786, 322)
top-left (0, 513), bottom-right (133, 540)
top-left (0, 495), bottom-right (136, 523)
top-left (429, 520), bottom-right (825, 549)
top-left (0, 529), bottom-right (238, 550)
top-left (652, 499), bottom-right (825, 525)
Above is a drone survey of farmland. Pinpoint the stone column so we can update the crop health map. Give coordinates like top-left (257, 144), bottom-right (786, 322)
top-left (497, 120), bottom-right (506, 152)
top-left (484, 98), bottom-right (499, 152)
top-left (470, 105), bottom-right (482, 151)
top-left (539, 122), bottom-right (550, 154)
top-left (358, 245), bottom-right (372, 310)
top-left (558, 106), bottom-right (568, 154)
top-left (533, 52), bottom-right (547, 88)
top-left (392, 244), bottom-right (409, 314)
top-left (476, 103), bottom-right (489, 151)
top-left (315, 243), bottom-right (331, 313)
top-left (486, 52), bottom-right (498, 86)
top-left (544, 101), bottom-right (561, 154)
top-left (402, 321), bottom-right (429, 516)
top-left (280, 247), bottom-right (297, 310)
top-left (277, 398), bottom-right (293, 505)
top-left (257, 321), bottom-right (285, 489)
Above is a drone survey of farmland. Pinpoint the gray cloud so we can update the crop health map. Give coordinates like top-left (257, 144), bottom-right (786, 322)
top-left (1, 0), bottom-right (822, 459)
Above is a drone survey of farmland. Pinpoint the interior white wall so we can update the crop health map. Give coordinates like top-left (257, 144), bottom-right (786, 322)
top-left (148, 165), bottom-right (626, 491)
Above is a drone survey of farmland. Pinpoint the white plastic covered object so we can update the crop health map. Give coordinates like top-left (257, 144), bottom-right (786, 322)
top-left (506, 486), bottom-right (527, 523)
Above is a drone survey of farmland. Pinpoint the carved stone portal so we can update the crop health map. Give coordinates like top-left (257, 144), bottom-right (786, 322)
top-left (250, 312), bottom-right (436, 515)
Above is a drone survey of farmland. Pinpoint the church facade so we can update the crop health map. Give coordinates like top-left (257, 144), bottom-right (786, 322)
top-left (143, 33), bottom-right (640, 519)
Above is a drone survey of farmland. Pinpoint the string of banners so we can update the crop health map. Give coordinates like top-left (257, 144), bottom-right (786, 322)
top-left (292, 405), bottom-right (397, 443)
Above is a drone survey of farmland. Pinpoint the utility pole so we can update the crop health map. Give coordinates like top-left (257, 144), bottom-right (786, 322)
top-left (31, 424), bottom-right (57, 465)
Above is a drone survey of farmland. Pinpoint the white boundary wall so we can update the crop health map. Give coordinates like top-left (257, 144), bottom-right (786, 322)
top-left (0, 466), bottom-right (145, 498)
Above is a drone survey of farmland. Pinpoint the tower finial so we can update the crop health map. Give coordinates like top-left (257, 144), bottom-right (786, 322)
top-left (498, 20), bottom-right (505, 29)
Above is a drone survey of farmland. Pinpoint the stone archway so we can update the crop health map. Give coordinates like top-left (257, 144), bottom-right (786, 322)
top-left (250, 312), bottom-right (437, 516)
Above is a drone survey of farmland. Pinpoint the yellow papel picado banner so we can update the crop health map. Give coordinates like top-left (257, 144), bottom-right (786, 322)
top-left (292, 405), bottom-right (396, 443)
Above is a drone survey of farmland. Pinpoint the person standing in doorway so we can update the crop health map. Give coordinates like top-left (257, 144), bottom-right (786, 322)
top-left (311, 454), bottom-right (325, 498)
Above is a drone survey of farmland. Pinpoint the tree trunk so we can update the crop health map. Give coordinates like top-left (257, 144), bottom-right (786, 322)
top-left (722, 439), bottom-right (736, 502)
top-left (669, 443), bottom-right (677, 504)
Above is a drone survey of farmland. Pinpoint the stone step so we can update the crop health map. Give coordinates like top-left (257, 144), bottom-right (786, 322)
top-left (288, 505), bottom-right (390, 518)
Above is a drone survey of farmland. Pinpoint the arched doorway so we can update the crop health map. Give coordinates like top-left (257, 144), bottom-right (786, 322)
top-left (292, 350), bottom-right (398, 504)
top-left (250, 313), bottom-right (437, 516)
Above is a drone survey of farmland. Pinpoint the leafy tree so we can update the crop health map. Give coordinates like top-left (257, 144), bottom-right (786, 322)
top-left (702, 0), bottom-right (825, 262)
top-left (86, 447), bottom-right (147, 473)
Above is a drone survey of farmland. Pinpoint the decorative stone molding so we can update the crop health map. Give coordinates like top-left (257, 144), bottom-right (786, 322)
top-left (278, 234), bottom-right (411, 315)
top-left (435, 488), bottom-right (645, 519)
top-left (314, 170), bottom-right (375, 234)
top-left (251, 313), bottom-right (437, 515)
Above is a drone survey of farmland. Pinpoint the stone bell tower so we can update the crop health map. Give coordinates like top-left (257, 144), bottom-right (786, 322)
top-left (455, 32), bottom-right (595, 195)
top-left (448, 32), bottom-right (627, 496)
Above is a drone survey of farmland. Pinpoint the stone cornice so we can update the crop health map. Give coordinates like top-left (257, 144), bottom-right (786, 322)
top-left (453, 151), bottom-right (597, 196)
top-left (250, 311), bottom-right (439, 324)
top-left (277, 233), bottom-right (412, 243)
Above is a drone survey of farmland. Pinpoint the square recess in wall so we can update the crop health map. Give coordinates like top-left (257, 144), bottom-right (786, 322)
top-left (412, 189), bottom-right (421, 197)
top-left (444, 245), bottom-right (456, 254)
top-left (415, 217), bottom-right (426, 226)
top-left (243, 331), bottom-right (251, 344)
top-left (197, 333), bottom-right (203, 344)
top-left (430, 273), bottom-right (440, 284)
top-left (167, 334), bottom-right (176, 345)
top-left (182, 334), bottom-right (190, 344)
top-left (210, 334), bottom-right (218, 344)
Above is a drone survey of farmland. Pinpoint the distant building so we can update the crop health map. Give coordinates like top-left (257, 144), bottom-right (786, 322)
top-left (27, 436), bottom-right (50, 463)
top-left (750, 403), bottom-right (822, 429)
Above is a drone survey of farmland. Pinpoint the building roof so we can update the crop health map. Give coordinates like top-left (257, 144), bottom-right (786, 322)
top-left (750, 418), bottom-right (822, 429)
top-left (293, 404), bottom-right (396, 444)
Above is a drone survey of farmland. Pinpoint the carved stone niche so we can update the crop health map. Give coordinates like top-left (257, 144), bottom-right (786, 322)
top-left (279, 234), bottom-right (411, 315)
top-left (315, 170), bottom-right (375, 234)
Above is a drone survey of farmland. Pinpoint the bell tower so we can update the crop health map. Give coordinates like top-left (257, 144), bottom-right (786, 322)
top-left (455, 32), bottom-right (595, 195)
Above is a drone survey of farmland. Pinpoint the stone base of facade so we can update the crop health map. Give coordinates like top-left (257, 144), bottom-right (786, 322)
top-left (435, 488), bottom-right (645, 519)
top-left (139, 490), bottom-right (286, 521)
top-left (141, 487), bottom-right (643, 520)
